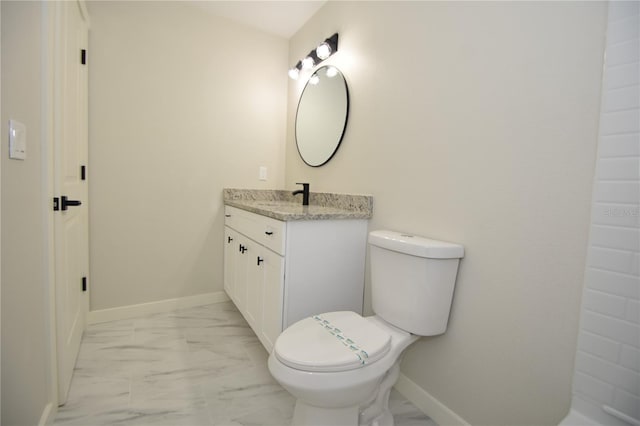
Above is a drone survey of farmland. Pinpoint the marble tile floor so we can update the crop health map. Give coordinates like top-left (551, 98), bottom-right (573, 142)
top-left (54, 301), bottom-right (437, 426)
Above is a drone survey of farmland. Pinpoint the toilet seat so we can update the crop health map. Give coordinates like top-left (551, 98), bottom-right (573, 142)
top-left (274, 311), bottom-right (392, 373)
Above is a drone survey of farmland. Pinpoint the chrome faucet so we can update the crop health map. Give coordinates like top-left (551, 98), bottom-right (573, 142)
top-left (292, 182), bottom-right (310, 206)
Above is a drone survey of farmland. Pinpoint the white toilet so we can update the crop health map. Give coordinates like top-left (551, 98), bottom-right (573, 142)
top-left (268, 230), bottom-right (464, 426)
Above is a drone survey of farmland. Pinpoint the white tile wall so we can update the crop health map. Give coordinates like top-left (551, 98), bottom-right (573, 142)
top-left (571, 2), bottom-right (640, 425)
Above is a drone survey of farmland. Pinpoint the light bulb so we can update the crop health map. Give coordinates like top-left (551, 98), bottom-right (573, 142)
top-left (288, 67), bottom-right (299, 80)
top-left (326, 66), bottom-right (338, 78)
top-left (316, 42), bottom-right (332, 60)
top-left (309, 74), bottom-right (320, 85)
top-left (301, 56), bottom-right (315, 70)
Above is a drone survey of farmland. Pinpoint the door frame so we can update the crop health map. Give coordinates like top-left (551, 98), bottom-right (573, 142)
top-left (43, 0), bottom-right (62, 418)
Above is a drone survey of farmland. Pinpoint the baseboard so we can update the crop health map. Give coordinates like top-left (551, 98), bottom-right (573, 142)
top-left (38, 402), bottom-right (56, 426)
top-left (87, 291), bottom-right (230, 324)
top-left (394, 373), bottom-right (470, 426)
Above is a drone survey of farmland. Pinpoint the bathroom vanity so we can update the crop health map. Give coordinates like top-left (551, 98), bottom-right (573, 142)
top-left (223, 189), bottom-right (372, 352)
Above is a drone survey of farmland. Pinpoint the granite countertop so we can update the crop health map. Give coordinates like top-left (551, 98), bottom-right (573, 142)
top-left (223, 189), bottom-right (373, 221)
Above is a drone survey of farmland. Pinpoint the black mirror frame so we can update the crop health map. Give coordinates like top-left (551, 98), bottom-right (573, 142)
top-left (294, 66), bottom-right (350, 168)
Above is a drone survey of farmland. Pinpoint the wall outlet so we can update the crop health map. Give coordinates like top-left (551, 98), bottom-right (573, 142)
top-left (259, 166), bottom-right (267, 181)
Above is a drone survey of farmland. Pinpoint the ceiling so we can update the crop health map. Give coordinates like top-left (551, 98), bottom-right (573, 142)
top-left (191, 1), bottom-right (326, 38)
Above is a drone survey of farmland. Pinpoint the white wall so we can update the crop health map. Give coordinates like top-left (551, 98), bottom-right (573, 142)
top-left (87, 2), bottom-right (288, 311)
top-left (1, 2), bottom-right (3, 421)
top-left (1, 1), bottom-right (52, 424)
top-left (286, 2), bottom-right (608, 425)
top-left (1, 2), bottom-right (3, 420)
top-left (570, 2), bottom-right (640, 424)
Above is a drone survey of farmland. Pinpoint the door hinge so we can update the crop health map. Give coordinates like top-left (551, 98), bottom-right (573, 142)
top-left (82, 277), bottom-right (87, 292)
top-left (53, 197), bottom-right (60, 211)
top-left (81, 165), bottom-right (86, 181)
top-left (81, 49), bottom-right (87, 65)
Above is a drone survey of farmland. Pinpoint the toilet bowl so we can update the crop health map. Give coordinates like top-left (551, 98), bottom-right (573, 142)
top-left (268, 231), bottom-right (465, 426)
top-left (269, 313), bottom-right (419, 425)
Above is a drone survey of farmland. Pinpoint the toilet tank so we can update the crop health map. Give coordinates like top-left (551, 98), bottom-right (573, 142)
top-left (368, 230), bottom-right (464, 336)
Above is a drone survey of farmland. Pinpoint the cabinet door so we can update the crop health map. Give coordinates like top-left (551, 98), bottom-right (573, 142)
top-left (245, 245), bottom-right (265, 331)
top-left (260, 249), bottom-right (285, 352)
top-left (233, 234), bottom-right (251, 313)
top-left (223, 227), bottom-right (237, 301)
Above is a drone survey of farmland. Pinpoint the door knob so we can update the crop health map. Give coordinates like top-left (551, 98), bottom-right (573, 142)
top-left (61, 196), bottom-right (82, 211)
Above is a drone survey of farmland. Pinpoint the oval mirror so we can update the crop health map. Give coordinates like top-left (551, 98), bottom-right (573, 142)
top-left (295, 66), bottom-right (349, 167)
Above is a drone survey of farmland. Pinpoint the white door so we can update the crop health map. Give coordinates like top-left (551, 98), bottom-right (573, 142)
top-left (54, 0), bottom-right (89, 405)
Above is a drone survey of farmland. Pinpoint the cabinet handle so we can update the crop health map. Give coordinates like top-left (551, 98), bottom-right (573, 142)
top-left (227, 236), bottom-right (233, 243)
top-left (265, 231), bottom-right (273, 236)
top-left (240, 245), bottom-right (247, 254)
top-left (225, 214), bottom-right (231, 217)
top-left (257, 257), bottom-right (264, 266)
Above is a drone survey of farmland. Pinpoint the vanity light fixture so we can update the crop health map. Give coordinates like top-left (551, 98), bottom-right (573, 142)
top-left (316, 41), bottom-right (332, 60)
top-left (288, 61), bottom-right (302, 80)
top-left (288, 33), bottom-right (339, 80)
top-left (301, 55), bottom-right (316, 70)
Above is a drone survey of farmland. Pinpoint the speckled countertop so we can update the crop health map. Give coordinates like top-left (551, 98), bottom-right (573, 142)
top-left (223, 189), bottom-right (373, 221)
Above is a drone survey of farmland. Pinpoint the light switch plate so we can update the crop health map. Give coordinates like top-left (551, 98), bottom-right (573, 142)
top-left (259, 166), bottom-right (267, 181)
top-left (9, 119), bottom-right (26, 160)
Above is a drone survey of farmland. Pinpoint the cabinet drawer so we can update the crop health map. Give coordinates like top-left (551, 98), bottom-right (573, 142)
top-left (225, 205), bottom-right (253, 239)
top-left (225, 205), bottom-right (286, 255)
top-left (251, 214), bottom-right (286, 255)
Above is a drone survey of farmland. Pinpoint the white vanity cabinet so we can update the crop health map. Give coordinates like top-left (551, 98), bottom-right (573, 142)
top-left (224, 205), bottom-right (368, 352)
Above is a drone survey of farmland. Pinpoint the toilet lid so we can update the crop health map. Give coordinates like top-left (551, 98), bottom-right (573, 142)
top-left (274, 311), bottom-right (391, 372)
